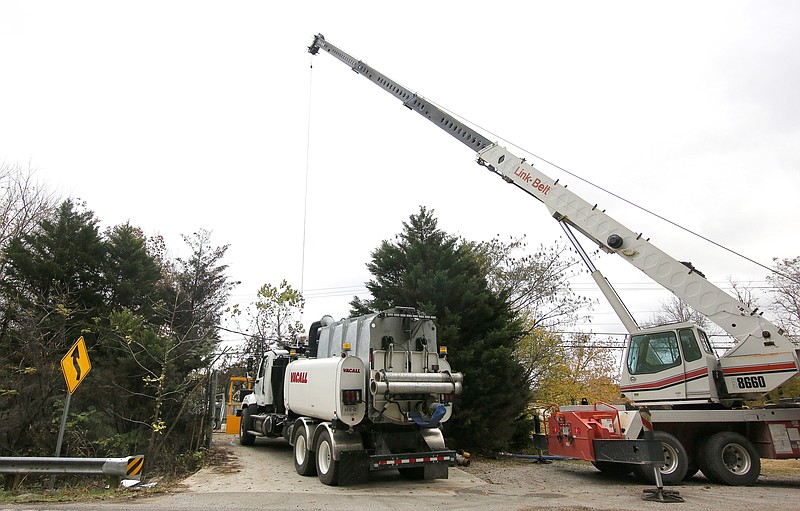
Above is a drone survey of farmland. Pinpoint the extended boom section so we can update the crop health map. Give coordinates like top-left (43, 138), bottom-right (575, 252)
top-left (309, 34), bottom-right (492, 153)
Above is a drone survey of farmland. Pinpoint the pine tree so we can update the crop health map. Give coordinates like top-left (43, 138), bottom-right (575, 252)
top-left (3, 199), bottom-right (107, 337)
top-left (104, 223), bottom-right (163, 320)
top-left (350, 207), bottom-right (531, 451)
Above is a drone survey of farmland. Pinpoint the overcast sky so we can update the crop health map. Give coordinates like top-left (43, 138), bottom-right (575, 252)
top-left (2, 1), bottom-right (799, 348)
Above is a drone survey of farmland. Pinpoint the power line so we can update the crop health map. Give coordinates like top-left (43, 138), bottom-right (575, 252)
top-left (228, 279), bottom-right (774, 302)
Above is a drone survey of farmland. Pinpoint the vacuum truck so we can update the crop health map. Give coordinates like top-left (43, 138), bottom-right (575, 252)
top-left (238, 307), bottom-right (463, 486)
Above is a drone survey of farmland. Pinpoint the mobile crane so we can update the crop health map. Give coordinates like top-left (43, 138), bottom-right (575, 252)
top-left (308, 34), bottom-right (800, 486)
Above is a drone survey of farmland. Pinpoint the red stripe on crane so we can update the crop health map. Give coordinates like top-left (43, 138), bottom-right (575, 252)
top-left (722, 362), bottom-right (798, 375)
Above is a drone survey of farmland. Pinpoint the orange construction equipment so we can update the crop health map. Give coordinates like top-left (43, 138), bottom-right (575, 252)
top-left (546, 402), bottom-right (624, 461)
top-left (224, 376), bottom-right (252, 434)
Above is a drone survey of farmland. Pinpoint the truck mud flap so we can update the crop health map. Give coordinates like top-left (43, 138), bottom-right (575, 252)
top-left (592, 438), bottom-right (664, 465)
top-left (339, 450), bottom-right (370, 486)
top-left (369, 450), bottom-right (456, 473)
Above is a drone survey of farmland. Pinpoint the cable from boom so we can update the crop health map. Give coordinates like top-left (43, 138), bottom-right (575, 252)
top-left (299, 53), bottom-right (315, 322)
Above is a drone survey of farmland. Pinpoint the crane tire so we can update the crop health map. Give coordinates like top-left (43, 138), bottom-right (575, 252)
top-left (315, 429), bottom-right (340, 486)
top-left (292, 425), bottom-right (316, 476)
top-left (632, 431), bottom-right (688, 484)
top-left (698, 432), bottom-right (760, 486)
top-left (239, 405), bottom-right (256, 446)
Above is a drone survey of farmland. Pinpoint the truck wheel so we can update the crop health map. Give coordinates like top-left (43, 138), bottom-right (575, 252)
top-left (239, 405), bottom-right (256, 446)
top-left (632, 431), bottom-right (688, 484)
top-left (698, 432), bottom-right (760, 486)
top-left (292, 425), bottom-right (316, 476)
top-left (315, 429), bottom-right (340, 486)
top-left (592, 461), bottom-right (633, 477)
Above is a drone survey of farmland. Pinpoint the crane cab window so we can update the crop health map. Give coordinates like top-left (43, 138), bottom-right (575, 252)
top-left (627, 331), bottom-right (681, 375)
top-left (678, 328), bottom-right (703, 362)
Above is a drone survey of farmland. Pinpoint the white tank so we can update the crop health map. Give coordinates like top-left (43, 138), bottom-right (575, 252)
top-left (284, 355), bottom-right (366, 425)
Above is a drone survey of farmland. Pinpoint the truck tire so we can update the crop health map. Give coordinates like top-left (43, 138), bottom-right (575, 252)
top-left (592, 460), bottom-right (633, 477)
top-left (239, 405), bottom-right (256, 446)
top-left (315, 429), bottom-right (340, 486)
top-left (632, 431), bottom-right (688, 484)
top-left (698, 432), bottom-right (760, 486)
top-left (292, 425), bottom-right (316, 476)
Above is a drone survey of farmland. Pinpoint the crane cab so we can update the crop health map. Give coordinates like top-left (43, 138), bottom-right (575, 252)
top-left (620, 322), bottom-right (721, 406)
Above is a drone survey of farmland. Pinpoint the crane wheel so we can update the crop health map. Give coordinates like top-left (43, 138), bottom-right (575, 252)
top-left (632, 431), bottom-right (688, 485)
top-left (698, 432), bottom-right (760, 486)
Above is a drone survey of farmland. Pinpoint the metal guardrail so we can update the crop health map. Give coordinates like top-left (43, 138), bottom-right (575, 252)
top-left (0, 455), bottom-right (144, 491)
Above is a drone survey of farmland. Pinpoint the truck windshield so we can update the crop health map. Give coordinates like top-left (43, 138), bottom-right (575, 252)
top-left (628, 331), bottom-right (682, 375)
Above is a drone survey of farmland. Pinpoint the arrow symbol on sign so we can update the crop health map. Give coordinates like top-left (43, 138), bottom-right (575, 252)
top-left (71, 346), bottom-right (82, 381)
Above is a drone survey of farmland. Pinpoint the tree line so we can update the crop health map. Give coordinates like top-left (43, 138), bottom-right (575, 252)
top-left (2, 161), bottom-right (797, 472)
top-left (0, 163), bottom-right (236, 476)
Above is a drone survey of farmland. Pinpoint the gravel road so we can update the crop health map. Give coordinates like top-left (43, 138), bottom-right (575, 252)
top-left (6, 432), bottom-right (797, 511)
top-left (173, 432), bottom-right (800, 510)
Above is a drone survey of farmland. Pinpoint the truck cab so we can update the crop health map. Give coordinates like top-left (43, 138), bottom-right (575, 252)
top-left (250, 349), bottom-right (291, 412)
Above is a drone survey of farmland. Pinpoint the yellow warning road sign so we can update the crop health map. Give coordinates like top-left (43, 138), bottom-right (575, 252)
top-left (60, 336), bottom-right (91, 394)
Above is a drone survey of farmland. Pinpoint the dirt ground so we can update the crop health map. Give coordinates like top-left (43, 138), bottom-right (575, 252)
top-left (177, 432), bottom-right (800, 510)
top-left (5, 433), bottom-right (798, 511)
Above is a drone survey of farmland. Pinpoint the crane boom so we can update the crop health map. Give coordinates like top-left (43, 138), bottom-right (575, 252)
top-left (308, 34), bottom-right (492, 154)
top-left (308, 34), bottom-right (799, 403)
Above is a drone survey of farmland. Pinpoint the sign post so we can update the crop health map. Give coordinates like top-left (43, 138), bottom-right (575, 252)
top-left (49, 337), bottom-right (92, 490)
top-left (54, 337), bottom-right (92, 456)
